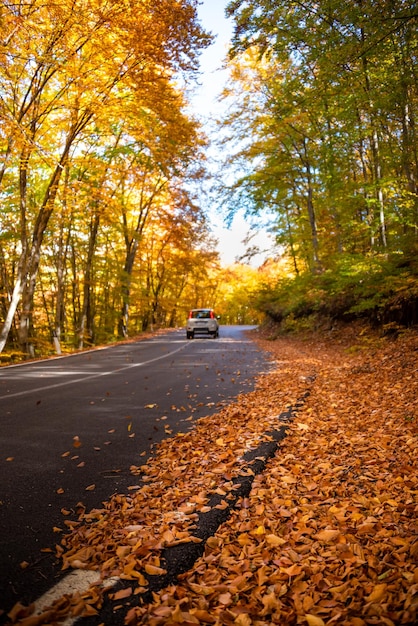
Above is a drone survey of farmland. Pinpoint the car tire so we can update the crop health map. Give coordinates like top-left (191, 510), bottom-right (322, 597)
top-left (187, 331), bottom-right (194, 339)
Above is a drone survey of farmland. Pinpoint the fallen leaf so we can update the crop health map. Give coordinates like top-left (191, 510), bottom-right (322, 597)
top-left (144, 564), bottom-right (167, 576)
top-left (305, 615), bottom-right (325, 626)
top-left (110, 587), bottom-right (133, 600)
top-left (315, 529), bottom-right (341, 543)
top-left (266, 533), bottom-right (287, 546)
top-left (366, 583), bottom-right (387, 603)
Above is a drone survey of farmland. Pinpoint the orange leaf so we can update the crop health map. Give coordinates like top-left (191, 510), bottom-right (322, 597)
top-left (305, 616), bottom-right (325, 626)
top-left (110, 587), bottom-right (132, 601)
top-left (144, 564), bottom-right (167, 576)
top-left (315, 529), bottom-right (340, 543)
top-left (266, 533), bottom-right (286, 546)
top-left (366, 583), bottom-right (387, 603)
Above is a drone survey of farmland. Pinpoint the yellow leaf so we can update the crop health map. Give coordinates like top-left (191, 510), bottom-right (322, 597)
top-left (85, 484), bottom-right (96, 491)
top-left (305, 615), bottom-right (325, 626)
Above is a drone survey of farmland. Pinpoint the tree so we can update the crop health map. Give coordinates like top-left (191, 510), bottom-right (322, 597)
top-left (218, 0), bottom-right (418, 274)
top-left (0, 0), bottom-right (211, 354)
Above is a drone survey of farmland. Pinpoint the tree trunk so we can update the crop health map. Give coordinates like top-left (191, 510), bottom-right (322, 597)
top-left (54, 167), bottom-right (72, 351)
top-left (17, 160), bottom-right (67, 353)
top-left (302, 137), bottom-right (320, 271)
top-left (0, 116), bottom-right (92, 355)
top-left (78, 213), bottom-right (100, 348)
top-left (360, 30), bottom-right (387, 250)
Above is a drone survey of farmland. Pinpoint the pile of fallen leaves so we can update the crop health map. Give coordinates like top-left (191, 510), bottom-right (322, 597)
top-left (9, 324), bottom-right (418, 625)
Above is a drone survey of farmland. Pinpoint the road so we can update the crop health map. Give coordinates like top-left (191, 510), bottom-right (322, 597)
top-left (0, 326), bottom-right (272, 619)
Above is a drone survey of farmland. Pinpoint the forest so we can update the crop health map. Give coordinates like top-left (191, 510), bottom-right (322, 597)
top-left (0, 0), bottom-right (417, 362)
top-left (220, 0), bottom-right (418, 333)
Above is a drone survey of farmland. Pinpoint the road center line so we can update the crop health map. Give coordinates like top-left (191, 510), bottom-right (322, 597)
top-left (0, 342), bottom-right (189, 400)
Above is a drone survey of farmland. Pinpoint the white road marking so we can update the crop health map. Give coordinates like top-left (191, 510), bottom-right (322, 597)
top-left (32, 570), bottom-right (118, 625)
top-left (0, 343), bottom-right (189, 400)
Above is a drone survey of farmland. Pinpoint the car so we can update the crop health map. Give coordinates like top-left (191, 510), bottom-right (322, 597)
top-left (186, 308), bottom-right (220, 339)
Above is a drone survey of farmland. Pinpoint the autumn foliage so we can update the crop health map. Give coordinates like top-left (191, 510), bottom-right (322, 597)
top-left (0, 0), bottom-right (215, 356)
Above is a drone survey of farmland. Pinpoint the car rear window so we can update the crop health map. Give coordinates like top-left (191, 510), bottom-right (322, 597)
top-left (190, 310), bottom-right (212, 319)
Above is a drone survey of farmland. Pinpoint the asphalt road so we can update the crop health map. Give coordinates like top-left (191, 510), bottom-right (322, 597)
top-left (0, 326), bottom-right (272, 619)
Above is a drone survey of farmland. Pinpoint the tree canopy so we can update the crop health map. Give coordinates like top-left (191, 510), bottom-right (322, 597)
top-left (0, 0), bottom-right (218, 355)
top-left (1, 0), bottom-right (418, 359)
top-left (214, 0), bottom-right (418, 327)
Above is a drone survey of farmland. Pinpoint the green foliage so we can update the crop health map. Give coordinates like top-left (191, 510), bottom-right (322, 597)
top-left (219, 0), bottom-right (418, 319)
top-left (256, 251), bottom-right (418, 331)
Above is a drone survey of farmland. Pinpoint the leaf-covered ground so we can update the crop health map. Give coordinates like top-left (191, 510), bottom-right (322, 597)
top-left (9, 325), bottom-right (418, 625)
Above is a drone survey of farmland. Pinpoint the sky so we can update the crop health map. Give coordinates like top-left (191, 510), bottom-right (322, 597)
top-left (191, 0), bottom-right (274, 267)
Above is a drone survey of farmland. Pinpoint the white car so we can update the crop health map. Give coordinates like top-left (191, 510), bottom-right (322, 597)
top-left (186, 309), bottom-right (220, 339)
